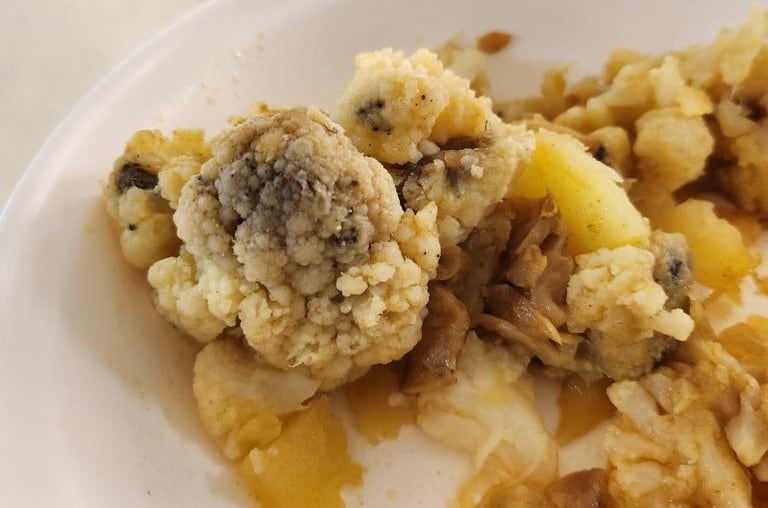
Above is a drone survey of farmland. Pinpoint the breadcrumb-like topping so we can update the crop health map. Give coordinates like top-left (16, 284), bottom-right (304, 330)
top-left (153, 107), bottom-right (439, 388)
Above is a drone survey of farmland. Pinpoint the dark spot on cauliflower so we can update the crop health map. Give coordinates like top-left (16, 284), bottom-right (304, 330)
top-left (441, 137), bottom-right (481, 151)
top-left (356, 98), bottom-right (392, 134)
top-left (592, 144), bottom-right (608, 163)
top-left (117, 163), bottom-right (158, 193)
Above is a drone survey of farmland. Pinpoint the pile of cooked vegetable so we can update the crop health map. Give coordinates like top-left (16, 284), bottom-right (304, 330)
top-left (105, 8), bottom-right (768, 507)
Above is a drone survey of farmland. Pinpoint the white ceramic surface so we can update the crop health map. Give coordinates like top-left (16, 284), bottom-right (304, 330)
top-left (0, 0), bottom-right (764, 506)
top-left (0, 0), bottom-right (205, 208)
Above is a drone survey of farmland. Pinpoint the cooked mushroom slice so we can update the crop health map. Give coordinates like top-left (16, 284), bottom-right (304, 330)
top-left (402, 284), bottom-right (471, 394)
top-left (545, 468), bottom-right (614, 508)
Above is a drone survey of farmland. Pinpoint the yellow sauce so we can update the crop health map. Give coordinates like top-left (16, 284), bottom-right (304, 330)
top-left (556, 374), bottom-right (615, 444)
top-left (345, 364), bottom-right (415, 445)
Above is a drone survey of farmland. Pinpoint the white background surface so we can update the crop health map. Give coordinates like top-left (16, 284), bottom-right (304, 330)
top-left (0, 0), bottom-right (206, 209)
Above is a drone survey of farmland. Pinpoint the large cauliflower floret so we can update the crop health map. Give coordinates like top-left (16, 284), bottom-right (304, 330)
top-left (337, 48), bottom-right (533, 248)
top-left (416, 334), bottom-right (558, 507)
top-left (157, 107), bottom-right (440, 388)
top-left (566, 231), bottom-right (695, 379)
top-left (104, 129), bottom-right (212, 268)
top-left (605, 338), bottom-right (768, 507)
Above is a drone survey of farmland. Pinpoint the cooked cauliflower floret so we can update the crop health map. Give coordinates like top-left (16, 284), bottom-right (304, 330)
top-left (193, 338), bottom-right (320, 460)
top-left (396, 123), bottom-right (534, 248)
top-left (633, 108), bottom-right (714, 192)
top-left (337, 48), bottom-right (499, 165)
top-left (606, 338), bottom-right (768, 507)
top-left (105, 129), bottom-right (211, 268)
top-left (157, 107), bottom-right (439, 388)
top-left (417, 334), bottom-right (558, 506)
top-left (337, 49), bottom-right (533, 248)
top-left (566, 232), bottom-right (695, 379)
top-left (147, 250), bottom-right (254, 343)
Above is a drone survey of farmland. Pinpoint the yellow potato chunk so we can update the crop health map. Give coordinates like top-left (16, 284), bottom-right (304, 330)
top-left (718, 315), bottom-right (768, 366)
top-left (510, 129), bottom-right (650, 254)
top-left (240, 396), bottom-right (363, 508)
top-left (657, 199), bottom-right (758, 294)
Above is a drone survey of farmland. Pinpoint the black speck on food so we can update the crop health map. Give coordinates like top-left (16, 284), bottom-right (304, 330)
top-left (356, 98), bottom-right (392, 133)
top-left (592, 145), bottom-right (608, 163)
top-left (117, 163), bottom-right (158, 193)
top-left (420, 94), bottom-right (427, 100)
top-left (332, 226), bottom-right (359, 247)
top-left (745, 99), bottom-right (767, 122)
top-left (669, 257), bottom-right (684, 279)
top-left (128, 224), bottom-right (137, 231)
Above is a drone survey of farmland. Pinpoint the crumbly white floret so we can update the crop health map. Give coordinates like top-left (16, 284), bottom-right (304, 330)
top-left (337, 49), bottom-right (534, 249)
top-left (152, 107), bottom-right (440, 388)
top-left (566, 242), bottom-right (694, 343)
top-left (337, 48), bottom-right (498, 165)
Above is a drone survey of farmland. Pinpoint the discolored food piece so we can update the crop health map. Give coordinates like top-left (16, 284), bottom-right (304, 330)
top-left (337, 48), bottom-right (534, 249)
top-left (461, 198), bottom-right (587, 372)
top-left (457, 198), bottom-right (694, 380)
top-left (393, 124), bottom-right (534, 248)
top-left (159, 107), bottom-right (440, 388)
top-left (566, 232), bottom-right (695, 379)
top-left (545, 469), bottom-right (615, 508)
top-left (104, 129), bottom-right (211, 268)
top-left (337, 48), bottom-right (499, 165)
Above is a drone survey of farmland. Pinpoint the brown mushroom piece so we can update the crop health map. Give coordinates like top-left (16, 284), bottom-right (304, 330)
top-left (473, 197), bottom-right (594, 373)
top-left (402, 284), bottom-right (471, 394)
top-left (545, 468), bottom-right (615, 508)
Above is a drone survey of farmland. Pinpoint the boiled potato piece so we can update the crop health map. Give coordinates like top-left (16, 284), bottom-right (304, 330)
top-left (239, 396), bottom-right (362, 508)
top-left (656, 199), bottom-right (758, 294)
top-left (511, 129), bottom-right (650, 253)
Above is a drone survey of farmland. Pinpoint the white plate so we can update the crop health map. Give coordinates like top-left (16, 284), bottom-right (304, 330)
top-left (0, 0), bottom-right (764, 506)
